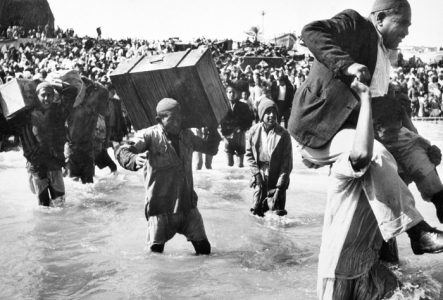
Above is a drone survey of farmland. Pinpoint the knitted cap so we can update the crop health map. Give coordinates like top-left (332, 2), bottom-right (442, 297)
top-left (156, 98), bottom-right (180, 114)
top-left (371, 0), bottom-right (410, 13)
top-left (258, 97), bottom-right (278, 121)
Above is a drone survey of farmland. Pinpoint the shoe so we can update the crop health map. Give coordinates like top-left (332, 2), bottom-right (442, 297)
top-left (273, 209), bottom-right (287, 216)
top-left (408, 221), bottom-right (443, 255)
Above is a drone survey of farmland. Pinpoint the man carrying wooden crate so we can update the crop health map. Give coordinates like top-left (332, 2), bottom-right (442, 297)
top-left (115, 98), bottom-right (221, 254)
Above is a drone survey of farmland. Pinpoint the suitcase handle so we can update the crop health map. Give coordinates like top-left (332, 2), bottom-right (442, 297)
top-left (149, 56), bottom-right (165, 64)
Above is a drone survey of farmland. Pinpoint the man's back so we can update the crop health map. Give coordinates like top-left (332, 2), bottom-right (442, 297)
top-left (288, 9), bottom-right (379, 148)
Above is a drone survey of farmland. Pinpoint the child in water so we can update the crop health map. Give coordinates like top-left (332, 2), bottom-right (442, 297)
top-left (246, 98), bottom-right (293, 216)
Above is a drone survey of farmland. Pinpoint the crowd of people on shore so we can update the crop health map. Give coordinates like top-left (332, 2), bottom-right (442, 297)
top-left (391, 63), bottom-right (443, 118)
top-left (0, 24), bottom-right (78, 41)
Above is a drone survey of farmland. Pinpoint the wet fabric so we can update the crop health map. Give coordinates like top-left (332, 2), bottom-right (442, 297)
top-left (224, 130), bottom-right (246, 155)
top-left (28, 167), bottom-right (65, 197)
top-left (382, 127), bottom-right (443, 201)
top-left (65, 142), bottom-right (94, 183)
top-left (65, 79), bottom-right (108, 183)
top-left (317, 152), bottom-right (399, 299)
top-left (108, 98), bottom-right (128, 143)
top-left (116, 124), bottom-right (221, 217)
top-left (146, 208), bottom-right (207, 246)
top-left (297, 129), bottom-right (423, 241)
top-left (246, 123), bottom-right (293, 214)
top-left (320, 262), bottom-right (399, 300)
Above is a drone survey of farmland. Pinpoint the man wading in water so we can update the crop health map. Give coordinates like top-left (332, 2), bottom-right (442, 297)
top-left (115, 98), bottom-right (221, 254)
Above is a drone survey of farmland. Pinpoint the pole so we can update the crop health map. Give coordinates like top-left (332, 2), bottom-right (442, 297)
top-left (261, 10), bottom-right (265, 41)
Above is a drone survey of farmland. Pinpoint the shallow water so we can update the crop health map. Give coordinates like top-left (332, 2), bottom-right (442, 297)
top-left (0, 121), bottom-right (442, 300)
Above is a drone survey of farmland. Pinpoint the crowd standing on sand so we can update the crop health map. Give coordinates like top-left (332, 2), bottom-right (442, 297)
top-left (1, 0), bottom-right (443, 298)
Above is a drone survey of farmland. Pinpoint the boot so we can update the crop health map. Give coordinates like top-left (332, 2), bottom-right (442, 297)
top-left (205, 154), bottom-right (213, 169)
top-left (431, 190), bottom-right (443, 223)
top-left (38, 188), bottom-right (51, 207)
top-left (238, 154), bottom-right (244, 168)
top-left (192, 239), bottom-right (211, 255)
top-left (379, 239), bottom-right (399, 264)
top-left (227, 153), bottom-right (234, 167)
top-left (407, 220), bottom-right (443, 255)
top-left (150, 243), bottom-right (165, 253)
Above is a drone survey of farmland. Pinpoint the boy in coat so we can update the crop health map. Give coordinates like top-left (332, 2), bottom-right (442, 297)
top-left (220, 83), bottom-right (254, 167)
top-left (246, 98), bottom-right (293, 216)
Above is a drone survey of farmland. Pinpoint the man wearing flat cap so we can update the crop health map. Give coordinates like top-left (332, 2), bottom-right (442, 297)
top-left (287, 0), bottom-right (443, 298)
top-left (115, 98), bottom-right (221, 255)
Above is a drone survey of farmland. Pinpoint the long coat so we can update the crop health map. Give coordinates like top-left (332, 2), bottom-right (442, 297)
top-left (288, 9), bottom-right (379, 148)
top-left (245, 123), bottom-right (293, 190)
top-left (116, 124), bottom-right (221, 217)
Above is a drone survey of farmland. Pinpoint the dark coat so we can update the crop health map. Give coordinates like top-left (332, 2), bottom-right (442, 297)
top-left (7, 85), bottom-right (77, 174)
top-left (245, 123), bottom-right (293, 189)
top-left (271, 79), bottom-right (295, 112)
top-left (288, 9), bottom-right (379, 148)
top-left (220, 100), bottom-right (254, 136)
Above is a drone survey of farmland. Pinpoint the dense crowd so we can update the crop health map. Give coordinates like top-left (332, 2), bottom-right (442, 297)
top-left (1, 30), bottom-right (442, 124)
top-left (391, 61), bottom-right (443, 117)
top-left (0, 28), bottom-right (442, 158)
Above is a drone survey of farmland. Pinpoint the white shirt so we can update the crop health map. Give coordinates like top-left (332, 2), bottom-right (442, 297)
top-left (369, 30), bottom-right (391, 98)
top-left (278, 85), bottom-right (286, 101)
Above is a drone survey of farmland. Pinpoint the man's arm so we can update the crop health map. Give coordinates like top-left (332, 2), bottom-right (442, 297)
top-left (115, 129), bottom-right (150, 171)
top-left (48, 79), bottom-right (78, 117)
top-left (302, 9), bottom-right (371, 82)
top-left (349, 79), bottom-right (373, 170)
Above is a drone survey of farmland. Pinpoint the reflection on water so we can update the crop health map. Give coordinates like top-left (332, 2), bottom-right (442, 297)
top-left (0, 121), bottom-right (442, 299)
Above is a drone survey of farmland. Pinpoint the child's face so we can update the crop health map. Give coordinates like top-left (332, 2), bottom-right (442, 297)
top-left (37, 87), bottom-right (55, 110)
top-left (262, 107), bottom-right (277, 128)
top-left (160, 110), bottom-right (182, 135)
top-left (226, 87), bottom-right (237, 101)
top-left (241, 91), bottom-right (248, 100)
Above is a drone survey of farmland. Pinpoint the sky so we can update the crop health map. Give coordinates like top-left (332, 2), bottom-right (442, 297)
top-left (46, 0), bottom-right (443, 47)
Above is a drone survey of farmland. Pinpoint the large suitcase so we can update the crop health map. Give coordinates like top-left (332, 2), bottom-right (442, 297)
top-left (110, 47), bottom-right (229, 130)
top-left (0, 79), bottom-right (38, 119)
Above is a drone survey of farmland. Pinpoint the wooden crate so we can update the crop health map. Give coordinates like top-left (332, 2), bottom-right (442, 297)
top-left (0, 78), bottom-right (37, 119)
top-left (110, 47), bottom-right (229, 130)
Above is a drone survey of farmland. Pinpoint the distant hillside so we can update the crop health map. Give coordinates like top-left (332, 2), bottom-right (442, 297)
top-left (0, 0), bottom-right (54, 30)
